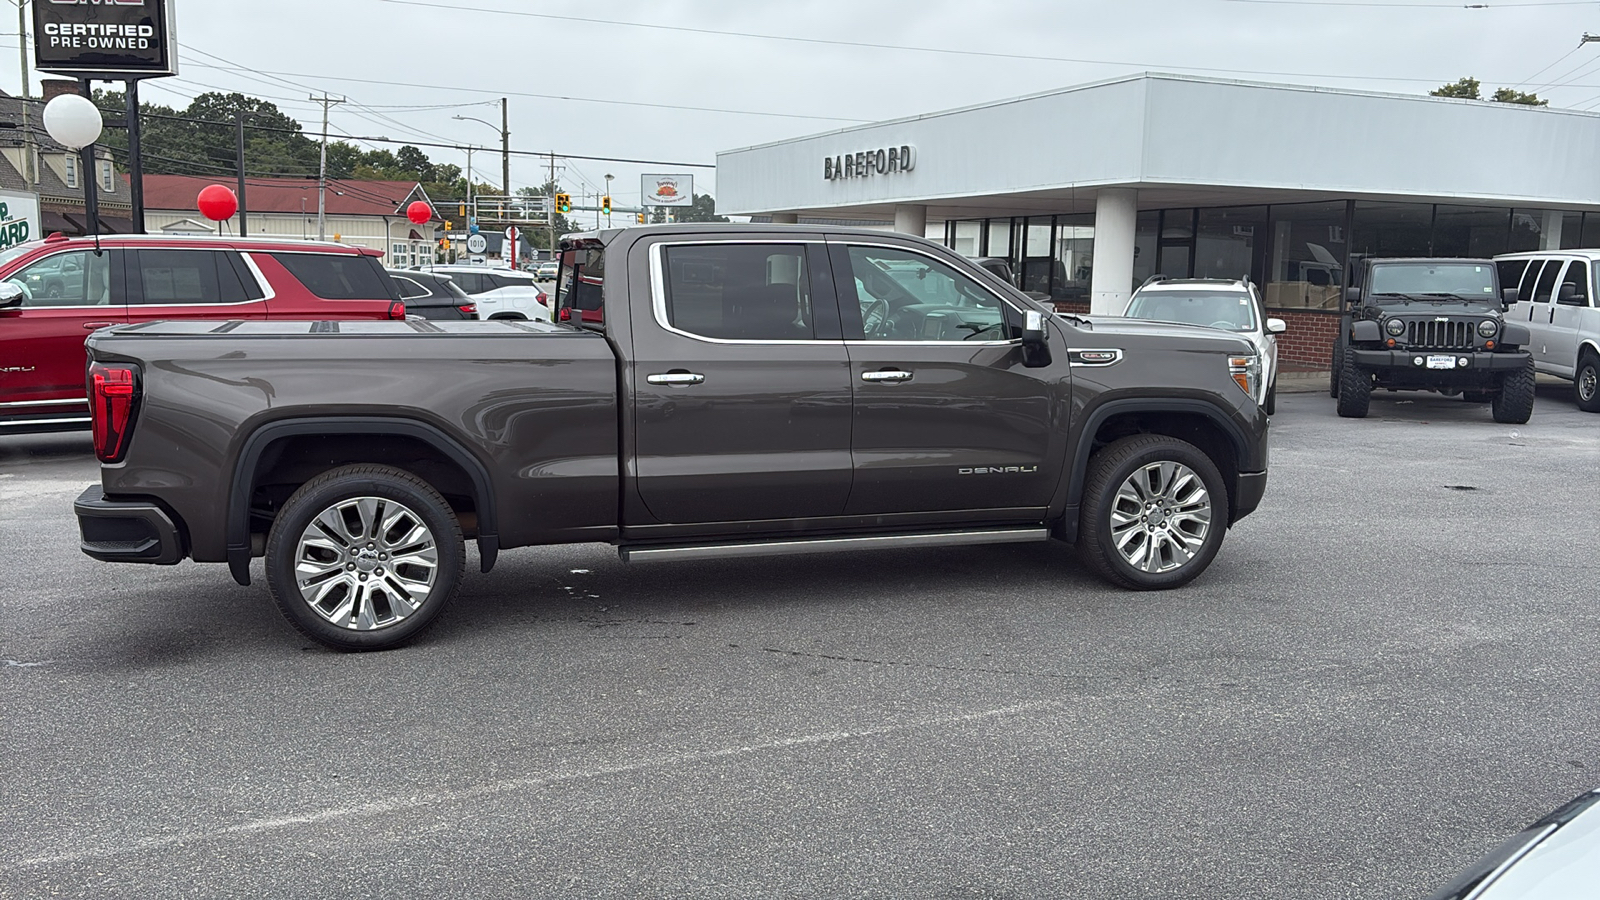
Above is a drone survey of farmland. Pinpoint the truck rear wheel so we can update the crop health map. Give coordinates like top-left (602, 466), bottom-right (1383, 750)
top-left (265, 464), bottom-right (465, 652)
top-left (1575, 350), bottom-right (1600, 413)
top-left (1335, 353), bottom-right (1371, 418)
top-left (1492, 357), bottom-right (1536, 425)
top-left (1077, 435), bottom-right (1228, 591)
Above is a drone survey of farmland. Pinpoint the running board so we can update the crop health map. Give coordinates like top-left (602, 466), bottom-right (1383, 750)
top-left (619, 527), bottom-right (1049, 564)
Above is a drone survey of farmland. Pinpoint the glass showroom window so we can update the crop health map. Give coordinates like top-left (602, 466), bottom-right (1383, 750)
top-left (951, 220), bottom-right (981, 257)
top-left (1561, 211), bottom-right (1584, 250)
top-left (1583, 214), bottom-right (1600, 249)
top-left (1021, 217), bottom-right (1052, 295)
top-left (1351, 202), bottom-right (1433, 260)
top-left (1509, 210), bottom-right (1547, 252)
top-left (1432, 206), bottom-right (1510, 258)
top-left (1265, 201), bottom-right (1347, 310)
top-left (1195, 206), bottom-right (1267, 283)
top-left (1053, 213), bottom-right (1093, 302)
top-left (1131, 211), bottom-right (1159, 287)
top-left (986, 218), bottom-right (1013, 261)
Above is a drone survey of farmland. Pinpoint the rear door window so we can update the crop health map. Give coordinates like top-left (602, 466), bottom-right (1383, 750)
top-left (449, 271), bottom-right (485, 294)
top-left (390, 275), bottom-right (432, 300)
top-left (658, 243), bottom-right (816, 340)
top-left (270, 253), bottom-right (397, 300)
top-left (130, 249), bottom-right (254, 305)
top-left (1559, 261), bottom-right (1590, 306)
top-left (1531, 260), bottom-right (1562, 303)
top-left (1517, 260), bottom-right (1548, 303)
top-left (1496, 260), bottom-right (1529, 298)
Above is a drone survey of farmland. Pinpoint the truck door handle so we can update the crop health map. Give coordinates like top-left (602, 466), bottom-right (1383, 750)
top-left (83, 322), bottom-right (114, 329)
top-left (861, 369), bottom-right (913, 383)
top-left (646, 372), bottom-right (705, 386)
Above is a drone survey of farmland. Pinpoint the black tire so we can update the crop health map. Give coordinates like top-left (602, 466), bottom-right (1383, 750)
top-left (265, 464), bottom-right (465, 651)
top-left (1335, 352), bottom-right (1371, 418)
top-left (1263, 381), bottom-right (1277, 416)
top-left (1492, 356), bottom-right (1536, 425)
top-left (1329, 341), bottom-right (1343, 398)
top-left (1575, 351), bottom-right (1600, 413)
top-left (1077, 434), bottom-right (1229, 591)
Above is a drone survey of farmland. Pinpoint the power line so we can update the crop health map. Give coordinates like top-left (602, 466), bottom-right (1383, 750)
top-left (1509, 41), bottom-right (1585, 88)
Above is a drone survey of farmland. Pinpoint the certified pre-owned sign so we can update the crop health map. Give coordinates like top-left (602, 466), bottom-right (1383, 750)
top-left (34, 0), bottom-right (178, 79)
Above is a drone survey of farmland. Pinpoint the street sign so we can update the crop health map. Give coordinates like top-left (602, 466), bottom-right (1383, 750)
top-left (33, 0), bottom-right (179, 79)
top-left (0, 190), bottom-right (39, 251)
top-left (642, 174), bottom-right (693, 207)
top-left (466, 233), bottom-right (488, 255)
top-left (505, 226), bottom-right (519, 267)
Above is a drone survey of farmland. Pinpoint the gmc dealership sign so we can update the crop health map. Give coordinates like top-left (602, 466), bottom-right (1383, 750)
top-left (34, 0), bottom-right (178, 79)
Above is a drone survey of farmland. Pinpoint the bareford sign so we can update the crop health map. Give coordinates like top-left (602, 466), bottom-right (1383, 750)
top-left (34, 0), bottom-right (179, 79)
top-left (824, 145), bottom-right (916, 181)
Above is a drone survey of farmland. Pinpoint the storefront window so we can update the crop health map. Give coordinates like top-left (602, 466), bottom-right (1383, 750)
top-left (1351, 202), bottom-right (1433, 260)
top-left (986, 219), bottom-right (1012, 259)
top-left (1509, 210), bottom-right (1544, 252)
top-left (1561, 211), bottom-right (1584, 250)
top-left (1157, 209), bottom-right (1195, 278)
top-left (1432, 205), bottom-right (1510, 258)
top-left (1132, 211), bottom-right (1159, 286)
top-left (1019, 217), bottom-right (1053, 295)
top-left (1583, 214), bottom-right (1600, 249)
top-left (1266, 200), bottom-right (1346, 310)
top-left (1053, 213), bottom-right (1093, 302)
top-left (952, 220), bottom-right (981, 257)
top-left (1195, 206), bottom-right (1266, 282)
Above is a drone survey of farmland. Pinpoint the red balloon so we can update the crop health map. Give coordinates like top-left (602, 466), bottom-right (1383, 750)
top-left (406, 200), bottom-right (432, 225)
top-left (197, 184), bottom-right (238, 222)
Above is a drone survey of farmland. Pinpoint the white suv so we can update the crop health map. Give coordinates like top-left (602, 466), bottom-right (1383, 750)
top-left (422, 265), bottom-right (550, 321)
top-left (1123, 276), bottom-right (1286, 414)
top-left (1494, 251), bottom-right (1600, 412)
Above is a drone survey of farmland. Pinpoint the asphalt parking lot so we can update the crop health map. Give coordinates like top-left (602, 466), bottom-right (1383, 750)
top-left (3, 382), bottom-right (1597, 899)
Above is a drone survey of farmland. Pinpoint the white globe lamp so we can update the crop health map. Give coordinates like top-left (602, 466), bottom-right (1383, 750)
top-left (43, 93), bottom-right (104, 150)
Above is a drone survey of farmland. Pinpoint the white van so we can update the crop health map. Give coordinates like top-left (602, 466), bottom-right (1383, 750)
top-left (1493, 251), bottom-right (1600, 412)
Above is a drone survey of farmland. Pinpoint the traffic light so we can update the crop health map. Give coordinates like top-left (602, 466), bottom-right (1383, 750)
top-left (601, 195), bottom-right (611, 215)
top-left (555, 193), bottom-right (571, 214)
top-left (458, 204), bottom-right (466, 218)
top-left (636, 212), bottom-right (645, 224)
top-left (444, 220), bottom-right (453, 232)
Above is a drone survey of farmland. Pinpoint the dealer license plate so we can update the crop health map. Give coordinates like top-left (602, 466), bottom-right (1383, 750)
top-left (1426, 355), bottom-right (1457, 370)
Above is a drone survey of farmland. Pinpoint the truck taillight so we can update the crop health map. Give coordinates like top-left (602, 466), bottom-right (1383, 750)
top-left (387, 301), bottom-right (407, 320)
top-left (89, 362), bottom-right (139, 463)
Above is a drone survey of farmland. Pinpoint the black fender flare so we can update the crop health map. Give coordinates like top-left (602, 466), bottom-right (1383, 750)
top-left (1351, 320), bottom-right (1382, 343)
top-left (1502, 322), bottom-right (1530, 347)
top-left (1053, 398), bottom-right (1257, 542)
top-left (225, 416), bottom-right (499, 586)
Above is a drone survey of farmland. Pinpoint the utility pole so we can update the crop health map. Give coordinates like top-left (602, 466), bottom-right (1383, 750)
top-left (235, 113), bottom-right (248, 237)
top-left (309, 93), bottom-right (345, 241)
top-left (465, 145), bottom-right (476, 228)
top-left (547, 150), bottom-right (556, 262)
top-left (500, 97), bottom-right (510, 202)
top-left (17, 2), bottom-right (33, 188)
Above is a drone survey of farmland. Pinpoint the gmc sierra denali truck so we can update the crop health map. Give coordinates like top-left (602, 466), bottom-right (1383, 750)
top-left (74, 225), bottom-right (1271, 651)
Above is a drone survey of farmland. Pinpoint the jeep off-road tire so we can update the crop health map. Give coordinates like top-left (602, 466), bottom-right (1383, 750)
top-left (1335, 353), bottom-right (1371, 418)
top-left (1575, 350), bottom-right (1600, 413)
top-left (1077, 434), bottom-right (1229, 591)
top-left (1329, 340), bottom-right (1343, 398)
top-left (265, 464), bottom-right (465, 652)
top-left (1492, 356), bottom-right (1536, 425)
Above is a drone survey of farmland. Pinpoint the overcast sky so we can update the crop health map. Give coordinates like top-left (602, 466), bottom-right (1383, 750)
top-left (8, 0), bottom-right (1600, 212)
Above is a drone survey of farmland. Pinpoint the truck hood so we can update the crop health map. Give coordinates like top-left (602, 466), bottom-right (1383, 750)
top-left (1070, 316), bottom-right (1256, 351)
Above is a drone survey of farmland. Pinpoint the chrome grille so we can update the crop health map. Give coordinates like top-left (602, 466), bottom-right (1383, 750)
top-left (1405, 319), bottom-right (1474, 349)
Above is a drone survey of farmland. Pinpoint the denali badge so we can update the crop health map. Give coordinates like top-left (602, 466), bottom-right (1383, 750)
top-left (959, 466), bottom-right (1039, 475)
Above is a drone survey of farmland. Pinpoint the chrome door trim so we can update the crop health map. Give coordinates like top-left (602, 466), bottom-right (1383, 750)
top-left (0, 398), bottom-right (89, 408)
top-left (239, 252), bottom-right (278, 303)
top-left (619, 526), bottom-right (1049, 563)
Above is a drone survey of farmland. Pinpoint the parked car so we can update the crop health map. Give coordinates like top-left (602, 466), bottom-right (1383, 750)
top-left (1493, 250), bottom-right (1600, 412)
top-left (1123, 276), bottom-right (1285, 414)
top-left (0, 234), bottom-right (405, 435)
top-left (74, 224), bottom-right (1271, 651)
top-left (422, 264), bottom-right (548, 321)
top-left (970, 256), bottom-right (1050, 303)
top-left (1333, 257), bottom-right (1533, 423)
top-left (534, 261), bottom-right (558, 282)
top-left (1424, 787), bottom-right (1600, 899)
top-left (385, 269), bottom-right (478, 320)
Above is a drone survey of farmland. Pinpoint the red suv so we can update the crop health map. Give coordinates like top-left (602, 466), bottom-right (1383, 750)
top-left (0, 234), bottom-right (405, 434)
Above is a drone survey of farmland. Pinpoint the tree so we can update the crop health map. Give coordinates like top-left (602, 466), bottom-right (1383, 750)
top-left (1491, 87), bottom-right (1548, 106)
top-left (649, 193), bottom-right (728, 224)
top-left (1430, 77), bottom-right (1481, 100)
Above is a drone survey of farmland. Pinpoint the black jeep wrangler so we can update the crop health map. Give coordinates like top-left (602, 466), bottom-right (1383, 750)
top-left (1333, 258), bottom-right (1535, 424)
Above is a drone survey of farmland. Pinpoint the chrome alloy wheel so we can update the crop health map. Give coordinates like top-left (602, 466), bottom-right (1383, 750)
top-left (1108, 461), bottom-right (1213, 574)
top-left (293, 496), bottom-right (439, 631)
top-left (1580, 365), bottom-right (1598, 404)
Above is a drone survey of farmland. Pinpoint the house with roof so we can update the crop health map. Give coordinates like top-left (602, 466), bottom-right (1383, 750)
top-left (140, 174), bottom-right (439, 268)
top-left (0, 86), bottom-right (130, 235)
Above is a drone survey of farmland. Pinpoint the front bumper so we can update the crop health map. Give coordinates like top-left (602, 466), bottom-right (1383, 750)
top-left (1234, 471), bottom-right (1267, 523)
top-left (1349, 349), bottom-right (1530, 372)
top-left (74, 485), bottom-right (185, 565)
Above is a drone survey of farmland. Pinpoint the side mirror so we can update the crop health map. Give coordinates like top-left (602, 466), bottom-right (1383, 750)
top-left (1265, 318), bottom-right (1287, 335)
top-left (1502, 287), bottom-right (1519, 307)
top-left (1344, 286), bottom-right (1361, 304)
top-left (0, 282), bottom-right (22, 309)
top-left (1020, 309), bottom-right (1052, 368)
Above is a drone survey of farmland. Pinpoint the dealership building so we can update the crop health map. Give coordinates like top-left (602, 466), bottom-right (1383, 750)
top-left (716, 73), bottom-right (1600, 368)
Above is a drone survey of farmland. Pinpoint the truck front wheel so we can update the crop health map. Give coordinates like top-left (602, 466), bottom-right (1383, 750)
top-left (1492, 357), bottom-right (1536, 424)
top-left (1335, 354), bottom-right (1371, 418)
top-left (265, 464), bottom-right (465, 651)
top-left (1077, 435), bottom-right (1229, 591)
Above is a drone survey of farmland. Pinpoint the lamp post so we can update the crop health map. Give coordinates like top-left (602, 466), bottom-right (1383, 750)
top-left (43, 91), bottom-right (104, 244)
top-left (453, 112), bottom-right (508, 196)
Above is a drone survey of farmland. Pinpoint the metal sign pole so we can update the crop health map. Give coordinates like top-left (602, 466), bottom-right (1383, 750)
top-left (77, 79), bottom-right (100, 242)
top-left (126, 79), bottom-right (145, 233)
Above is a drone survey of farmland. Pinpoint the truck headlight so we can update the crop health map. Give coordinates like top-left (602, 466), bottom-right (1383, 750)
top-left (1385, 318), bottom-right (1406, 336)
top-left (1478, 319), bottom-right (1498, 337)
top-left (1229, 354), bottom-right (1261, 401)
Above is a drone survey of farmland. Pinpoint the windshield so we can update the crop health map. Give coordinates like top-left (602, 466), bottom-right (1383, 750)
top-left (1368, 263), bottom-right (1496, 301)
top-left (1125, 290), bottom-right (1258, 332)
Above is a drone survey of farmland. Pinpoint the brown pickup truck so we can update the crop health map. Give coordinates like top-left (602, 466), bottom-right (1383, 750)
top-left (75, 224), bottom-right (1270, 650)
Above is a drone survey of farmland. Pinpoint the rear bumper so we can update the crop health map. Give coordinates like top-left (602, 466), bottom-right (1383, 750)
top-left (0, 409), bottom-right (92, 435)
top-left (74, 485), bottom-right (184, 565)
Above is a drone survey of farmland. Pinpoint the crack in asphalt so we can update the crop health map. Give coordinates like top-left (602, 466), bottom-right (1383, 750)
top-left (758, 646), bottom-right (1100, 681)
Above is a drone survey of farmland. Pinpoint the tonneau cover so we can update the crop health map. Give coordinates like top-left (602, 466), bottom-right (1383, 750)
top-left (101, 319), bottom-right (575, 338)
